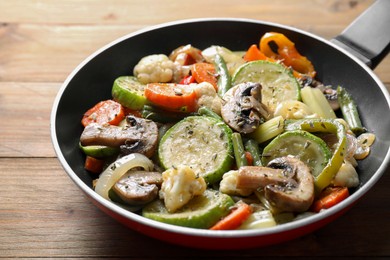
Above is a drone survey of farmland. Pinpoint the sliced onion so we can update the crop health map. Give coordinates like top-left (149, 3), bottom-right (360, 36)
top-left (94, 153), bottom-right (154, 200)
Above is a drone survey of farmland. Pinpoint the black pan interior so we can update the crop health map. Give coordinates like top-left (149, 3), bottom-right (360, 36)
top-left (54, 20), bottom-right (390, 190)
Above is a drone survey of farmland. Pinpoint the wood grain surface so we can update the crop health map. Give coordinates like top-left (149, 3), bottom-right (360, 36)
top-left (1, 0), bottom-right (389, 258)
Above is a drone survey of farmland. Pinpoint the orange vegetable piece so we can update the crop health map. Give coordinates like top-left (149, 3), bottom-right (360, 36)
top-left (144, 83), bottom-right (198, 112)
top-left (244, 151), bottom-right (253, 166)
top-left (210, 202), bottom-right (252, 230)
top-left (84, 156), bottom-right (105, 174)
top-left (243, 44), bottom-right (269, 62)
top-left (311, 186), bottom-right (349, 212)
top-left (260, 32), bottom-right (316, 78)
top-left (191, 62), bottom-right (218, 90)
top-left (81, 100), bottom-right (125, 127)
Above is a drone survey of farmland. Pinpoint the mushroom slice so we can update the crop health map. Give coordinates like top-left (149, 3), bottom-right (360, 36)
top-left (236, 166), bottom-right (292, 190)
top-left (80, 115), bottom-right (158, 158)
top-left (265, 157), bottom-right (314, 212)
top-left (111, 171), bottom-right (162, 205)
top-left (236, 156), bottom-right (314, 212)
top-left (221, 82), bottom-right (271, 134)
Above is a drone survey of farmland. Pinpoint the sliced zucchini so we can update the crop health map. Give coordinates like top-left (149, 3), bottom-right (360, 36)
top-left (232, 60), bottom-right (301, 112)
top-left (79, 143), bottom-right (120, 158)
top-left (261, 130), bottom-right (332, 177)
top-left (158, 116), bottom-right (234, 184)
top-left (142, 189), bottom-right (234, 229)
top-left (112, 76), bottom-right (147, 110)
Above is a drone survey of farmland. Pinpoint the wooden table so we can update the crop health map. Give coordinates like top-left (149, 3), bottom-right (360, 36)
top-left (1, 0), bottom-right (389, 258)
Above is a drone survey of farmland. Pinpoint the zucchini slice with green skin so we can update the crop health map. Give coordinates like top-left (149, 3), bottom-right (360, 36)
top-left (261, 130), bottom-right (332, 178)
top-left (232, 60), bottom-right (301, 112)
top-left (142, 189), bottom-right (234, 229)
top-left (112, 76), bottom-right (147, 110)
top-left (158, 116), bottom-right (234, 184)
top-left (79, 143), bottom-right (120, 158)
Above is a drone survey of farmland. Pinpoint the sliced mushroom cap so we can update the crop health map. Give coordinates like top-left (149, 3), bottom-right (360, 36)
top-left (265, 157), bottom-right (314, 212)
top-left (80, 116), bottom-right (158, 158)
top-left (111, 171), bottom-right (162, 205)
top-left (221, 82), bottom-right (271, 134)
top-left (236, 156), bottom-right (314, 212)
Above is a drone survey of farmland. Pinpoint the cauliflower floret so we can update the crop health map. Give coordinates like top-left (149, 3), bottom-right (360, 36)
top-left (159, 165), bottom-right (206, 213)
top-left (133, 54), bottom-right (175, 84)
top-left (193, 82), bottom-right (223, 114)
top-left (219, 170), bottom-right (253, 197)
top-left (332, 161), bottom-right (359, 188)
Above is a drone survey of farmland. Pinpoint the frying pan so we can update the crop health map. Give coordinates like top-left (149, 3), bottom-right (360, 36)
top-left (51, 0), bottom-right (390, 249)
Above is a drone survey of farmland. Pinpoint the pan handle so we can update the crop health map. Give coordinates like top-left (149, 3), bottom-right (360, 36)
top-left (330, 0), bottom-right (390, 69)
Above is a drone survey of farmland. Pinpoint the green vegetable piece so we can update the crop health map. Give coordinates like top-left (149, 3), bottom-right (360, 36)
top-left (142, 189), bottom-right (234, 229)
top-left (285, 119), bottom-right (347, 193)
top-left (244, 139), bottom-right (262, 166)
top-left (112, 76), bottom-right (147, 110)
top-left (197, 106), bottom-right (223, 121)
top-left (262, 130), bottom-right (332, 178)
top-left (232, 60), bottom-right (301, 111)
top-left (158, 116), bottom-right (234, 184)
top-left (214, 54), bottom-right (232, 96)
top-left (337, 86), bottom-right (366, 135)
top-left (247, 115), bottom-right (285, 143)
top-left (232, 133), bottom-right (248, 168)
top-left (301, 86), bottom-right (337, 119)
top-left (142, 105), bottom-right (188, 123)
top-left (79, 143), bottom-right (120, 158)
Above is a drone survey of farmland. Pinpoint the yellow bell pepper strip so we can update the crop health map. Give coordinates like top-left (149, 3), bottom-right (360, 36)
top-left (259, 32), bottom-right (316, 78)
top-left (285, 119), bottom-right (346, 193)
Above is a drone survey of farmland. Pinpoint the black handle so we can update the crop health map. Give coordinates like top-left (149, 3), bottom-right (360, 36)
top-left (330, 0), bottom-right (390, 69)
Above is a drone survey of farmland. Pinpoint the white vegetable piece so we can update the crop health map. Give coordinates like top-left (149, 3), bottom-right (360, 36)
top-left (133, 54), bottom-right (175, 84)
top-left (354, 133), bottom-right (376, 160)
top-left (219, 170), bottom-right (253, 197)
top-left (332, 161), bottom-right (359, 188)
top-left (274, 100), bottom-right (314, 119)
top-left (159, 165), bottom-right (206, 213)
top-left (238, 210), bottom-right (276, 230)
top-left (193, 82), bottom-right (223, 115)
top-left (94, 153), bottom-right (154, 200)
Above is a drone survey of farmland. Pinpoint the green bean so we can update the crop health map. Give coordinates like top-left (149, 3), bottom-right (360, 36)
top-left (244, 139), bottom-right (262, 166)
top-left (197, 106), bottom-right (223, 121)
top-left (337, 86), bottom-right (366, 135)
top-left (232, 133), bottom-right (248, 168)
top-left (214, 54), bottom-right (232, 96)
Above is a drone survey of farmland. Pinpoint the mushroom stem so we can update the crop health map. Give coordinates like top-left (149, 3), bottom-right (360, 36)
top-left (236, 156), bottom-right (315, 212)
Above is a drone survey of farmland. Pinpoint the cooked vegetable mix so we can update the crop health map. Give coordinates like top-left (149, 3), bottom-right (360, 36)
top-left (78, 32), bottom-right (375, 230)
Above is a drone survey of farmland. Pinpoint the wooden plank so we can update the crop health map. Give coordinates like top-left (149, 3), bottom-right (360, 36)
top-left (0, 82), bottom-right (59, 157)
top-left (0, 22), bottom-right (389, 83)
top-left (0, 0), bottom-right (374, 26)
top-left (1, 0), bottom-right (388, 83)
top-left (0, 157), bottom-right (388, 257)
top-left (0, 23), bottom-right (143, 82)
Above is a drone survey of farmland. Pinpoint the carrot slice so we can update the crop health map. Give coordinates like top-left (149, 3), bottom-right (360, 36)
top-left (311, 186), bottom-right (349, 212)
top-left (191, 62), bottom-right (218, 90)
top-left (81, 100), bottom-right (125, 127)
top-left (84, 156), bottom-right (105, 174)
top-left (144, 83), bottom-right (197, 112)
top-left (210, 202), bottom-right (252, 230)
